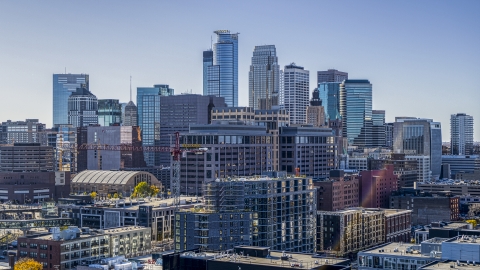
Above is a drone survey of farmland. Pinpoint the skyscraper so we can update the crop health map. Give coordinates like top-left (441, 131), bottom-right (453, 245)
top-left (317, 69), bottom-right (348, 84)
top-left (53, 74), bottom-right (89, 125)
top-left (202, 50), bottom-right (213, 96)
top-left (205, 30), bottom-right (239, 107)
top-left (339, 80), bottom-right (373, 148)
top-left (318, 82), bottom-right (341, 122)
top-left (372, 110), bottom-right (386, 147)
top-left (393, 117), bottom-right (442, 179)
top-left (248, 45), bottom-right (280, 110)
top-left (283, 63), bottom-right (309, 125)
top-left (98, 99), bottom-right (122, 126)
top-left (137, 84), bottom-right (174, 166)
top-left (67, 85), bottom-right (98, 128)
top-left (306, 88), bottom-right (326, 127)
top-left (123, 101), bottom-right (137, 126)
top-left (451, 113), bottom-right (474, 155)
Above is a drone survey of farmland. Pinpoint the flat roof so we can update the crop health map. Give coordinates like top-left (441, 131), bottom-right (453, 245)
top-left (421, 261), bottom-right (480, 270)
top-left (359, 243), bottom-right (427, 258)
top-left (180, 250), bottom-right (348, 269)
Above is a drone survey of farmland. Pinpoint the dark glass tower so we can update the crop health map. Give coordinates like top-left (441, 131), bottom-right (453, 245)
top-left (339, 79), bottom-right (373, 148)
top-left (98, 99), bottom-right (122, 126)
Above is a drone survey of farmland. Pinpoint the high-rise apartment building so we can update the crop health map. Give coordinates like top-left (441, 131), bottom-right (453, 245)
top-left (98, 99), bottom-right (122, 126)
top-left (205, 30), bottom-right (239, 107)
top-left (248, 45), bottom-right (280, 110)
top-left (306, 88), bottom-right (326, 127)
top-left (340, 80), bottom-right (373, 149)
top-left (318, 82), bottom-right (341, 122)
top-left (393, 117), bottom-right (442, 178)
top-left (67, 86), bottom-right (98, 128)
top-left (137, 84), bottom-right (174, 166)
top-left (317, 69), bottom-right (348, 84)
top-left (372, 110), bottom-right (386, 147)
top-left (179, 123), bottom-right (274, 196)
top-left (0, 119), bottom-right (46, 145)
top-left (53, 74), bottom-right (89, 125)
top-left (158, 94), bottom-right (225, 166)
top-left (283, 63), bottom-right (309, 124)
top-left (279, 126), bottom-right (336, 179)
top-left (123, 101), bottom-right (138, 126)
top-left (450, 113), bottom-right (474, 155)
top-left (0, 143), bottom-right (54, 172)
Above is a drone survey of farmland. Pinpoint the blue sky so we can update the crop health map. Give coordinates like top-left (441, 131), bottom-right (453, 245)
top-left (0, 1), bottom-right (479, 141)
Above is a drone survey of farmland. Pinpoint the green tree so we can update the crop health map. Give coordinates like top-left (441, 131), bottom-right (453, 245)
top-left (107, 194), bottom-right (112, 199)
top-left (14, 258), bottom-right (43, 270)
top-left (113, 193), bottom-right (119, 199)
top-left (132, 182), bottom-right (160, 198)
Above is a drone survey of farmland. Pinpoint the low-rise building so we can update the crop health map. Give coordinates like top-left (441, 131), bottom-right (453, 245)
top-left (17, 226), bottom-right (150, 270)
top-left (415, 180), bottom-right (480, 196)
top-left (163, 246), bottom-right (350, 270)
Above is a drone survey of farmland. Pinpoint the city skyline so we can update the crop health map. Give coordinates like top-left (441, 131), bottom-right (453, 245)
top-left (0, 1), bottom-right (479, 140)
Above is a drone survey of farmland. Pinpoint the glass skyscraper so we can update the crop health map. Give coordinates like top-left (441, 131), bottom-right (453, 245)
top-left (339, 80), bottom-right (373, 148)
top-left (317, 69), bottom-right (348, 84)
top-left (205, 30), bottom-right (239, 107)
top-left (98, 99), bottom-right (122, 126)
top-left (203, 50), bottom-right (213, 96)
top-left (137, 84), bottom-right (174, 166)
top-left (372, 110), bottom-right (386, 147)
top-left (67, 85), bottom-right (98, 128)
top-left (318, 82), bottom-right (341, 122)
top-left (53, 74), bottom-right (89, 125)
top-left (249, 45), bottom-right (280, 110)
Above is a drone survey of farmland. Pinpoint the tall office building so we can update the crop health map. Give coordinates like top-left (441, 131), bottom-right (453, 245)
top-left (203, 50), bottom-right (213, 95)
top-left (317, 69), bottom-right (348, 84)
top-left (53, 74), bottom-right (89, 125)
top-left (248, 45), bottom-right (280, 110)
top-left (137, 84), bottom-right (174, 166)
top-left (98, 99), bottom-right (122, 126)
top-left (123, 101), bottom-right (138, 126)
top-left (451, 113), bottom-right (474, 155)
top-left (67, 85), bottom-right (98, 128)
top-left (339, 80), bottom-right (373, 148)
top-left (205, 30), bottom-right (239, 107)
top-left (306, 88), bottom-right (326, 127)
top-left (158, 94), bottom-right (226, 166)
top-left (393, 117), bottom-right (442, 178)
top-left (318, 82), bottom-right (341, 122)
top-left (372, 110), bottom-right (386, 147)
top-left (283, 63), bottom-right (310, 125)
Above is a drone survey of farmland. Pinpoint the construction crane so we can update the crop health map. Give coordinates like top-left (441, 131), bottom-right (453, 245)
top-left (76, 132), bottom-right (207, 208)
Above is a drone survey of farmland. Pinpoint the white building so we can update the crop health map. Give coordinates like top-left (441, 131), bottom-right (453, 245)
top-left (282, 63), bottom-right (309, 125)
top-left (406, 155), bottom-right (431, 182)
top-left (451, 113), bottom-right (474, 155)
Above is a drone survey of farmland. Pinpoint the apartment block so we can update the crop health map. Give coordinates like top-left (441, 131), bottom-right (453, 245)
top-left (313, 170), bottom-right (359, 211)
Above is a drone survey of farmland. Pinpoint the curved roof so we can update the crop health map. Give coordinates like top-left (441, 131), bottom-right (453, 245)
top-left (73, 170), bottom-right (158, 185)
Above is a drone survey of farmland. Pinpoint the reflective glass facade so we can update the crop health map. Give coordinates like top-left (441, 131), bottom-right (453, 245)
top-left (339, 80), bottom-right (373, 148)
top-left (53, 74), bottom-right (89, 125)
top-left (206, 30), bottom-right (239, 107)
top-left (372, 110), bottom-right (386, 147)
top-left (249, 45), bottom-right (280, 110)
top-left (202, 50), bottom-right (213, 96)
top-left (136, 85), bottom-right (174, 166)
top-left (98, 99), bottom-right (122, 126)
top-left (67, 86), bottom-right (98, 128)
top-left (318, 82), bottom-right (341, 122)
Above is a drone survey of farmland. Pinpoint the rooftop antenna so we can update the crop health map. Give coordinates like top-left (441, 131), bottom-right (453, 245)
top-left (211, 35), bottom-right (213, 50)
top-left (129, 75), bottom-right (132, 102)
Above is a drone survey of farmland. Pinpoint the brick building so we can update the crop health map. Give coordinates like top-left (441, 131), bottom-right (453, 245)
top-left (313, 170), bottom-right (359, 211)
top-left (383, 209), bottom-right (412, 242)
top-left (0, 171), bottom-right (70, 203)
top-left (359, 165), bottom-right (398, 208)
top-left (390, 190), bottom-right (460, 225)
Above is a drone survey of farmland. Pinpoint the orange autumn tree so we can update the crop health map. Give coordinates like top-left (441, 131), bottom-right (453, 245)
top-left (14, 258), bottom-right (43, 270)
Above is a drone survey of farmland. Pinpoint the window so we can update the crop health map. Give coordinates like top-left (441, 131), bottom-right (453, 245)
top-left (40, 245), bottom-right (48, 250)
top-left (40, 253), bottom-right (47, 259)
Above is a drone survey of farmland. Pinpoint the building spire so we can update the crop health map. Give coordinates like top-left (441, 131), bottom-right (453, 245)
top-left (129, 75), bottom-right (132, 102)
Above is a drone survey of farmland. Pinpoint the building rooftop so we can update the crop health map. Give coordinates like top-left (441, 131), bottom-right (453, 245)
top-left (179, 250), bottom-right (349, 269)
top-left (73, 170), bottom-right (159, 185)
top-left (359, 242), bottom-right (427, 258)
top-left (421, 261), bottom-right (480, 270)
